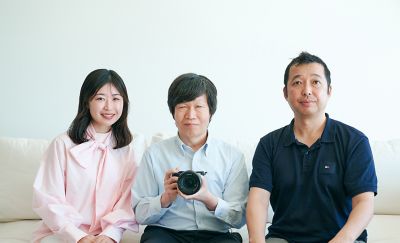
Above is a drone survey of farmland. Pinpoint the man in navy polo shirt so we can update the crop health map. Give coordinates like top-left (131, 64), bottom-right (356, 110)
top-left (246, 52), bottom-right (377, 243)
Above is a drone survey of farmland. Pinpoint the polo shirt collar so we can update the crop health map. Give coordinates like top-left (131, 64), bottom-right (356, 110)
top-left (283, 119), bottom-right (296, 146)
top-left (283, 113), bottom-right (335, 146)
top-left (320, 113), bottom-right (335, 143)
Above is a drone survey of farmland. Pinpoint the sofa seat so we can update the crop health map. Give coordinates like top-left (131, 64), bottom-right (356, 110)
top-left (367, 215), bottom-right (400, 242)
top-left (0, 220), bottom-right (142, 243)
top-left (1, 216), bottom-right (400, 242)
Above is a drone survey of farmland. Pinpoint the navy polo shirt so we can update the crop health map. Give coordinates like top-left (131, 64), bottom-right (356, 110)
top-left (249, 114), bottom-right (378, 243)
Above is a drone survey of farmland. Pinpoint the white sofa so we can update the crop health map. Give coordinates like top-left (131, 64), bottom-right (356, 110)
top-left (0, 135), bottom-right (399, 243)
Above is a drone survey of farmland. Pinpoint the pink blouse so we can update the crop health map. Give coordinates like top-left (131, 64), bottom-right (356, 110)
top-left (32, 124), bottom-right (138, 242)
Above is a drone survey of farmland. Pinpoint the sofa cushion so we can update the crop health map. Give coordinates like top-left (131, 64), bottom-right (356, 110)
top-left (0, 220), bottom-right (144, 243)
top-left (0, 220), bottom-right (41, 242)
top-left (367, 215), bottom-right (400, 242)
top-left (0, 137), bottom-right (49, 222)
top-left (371, 139), bottom-right (400, 215)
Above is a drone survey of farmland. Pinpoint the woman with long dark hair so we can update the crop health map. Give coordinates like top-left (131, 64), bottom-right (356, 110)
top-left (32, 69), bottom-right (138, 243)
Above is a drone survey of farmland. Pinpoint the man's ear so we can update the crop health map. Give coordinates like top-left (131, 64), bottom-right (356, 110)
top-left (172, 108), bottom-right (176, 119)
top-left (283, 86), bottom-right (288, 100)
top-left (328, 85), bottom-right (332, 96)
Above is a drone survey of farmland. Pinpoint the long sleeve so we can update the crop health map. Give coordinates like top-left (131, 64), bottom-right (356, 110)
top-left (132, 150), bottom-right (169, 225)
top-left (213, 153), bottom-right (249, 229)
top-left (32, 137), bottom-right (87, 242)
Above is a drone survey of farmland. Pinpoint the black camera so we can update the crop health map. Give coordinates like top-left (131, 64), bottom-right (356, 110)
top-left (172, 170), bottom-right (207, 195)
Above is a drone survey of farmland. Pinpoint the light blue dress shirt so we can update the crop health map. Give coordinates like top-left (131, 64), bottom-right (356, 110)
top-left (132, 135), bottom-right (249, 232)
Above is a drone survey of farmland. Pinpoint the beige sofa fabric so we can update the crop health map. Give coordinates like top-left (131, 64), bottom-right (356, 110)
top-left (371, 140), bottom-right (400, 215)
top-left (0, 138), bottom-right (49, 222)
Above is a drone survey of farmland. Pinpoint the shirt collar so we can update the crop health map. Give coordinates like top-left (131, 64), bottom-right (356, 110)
top-left (283, 113), bottom-right (335, 146)
top-left (175, 132), bottom-right (210, 156)
top-left (320, 113), bottom-right (335, 143)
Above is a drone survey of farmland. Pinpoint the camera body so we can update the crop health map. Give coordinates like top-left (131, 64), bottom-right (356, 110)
top-left (172, 170), bottom-right (207, 195)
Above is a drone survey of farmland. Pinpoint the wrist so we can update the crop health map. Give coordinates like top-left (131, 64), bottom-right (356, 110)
top-left (249, 237), bottom-right (266, 243)
top-left (332, 230), bottom-right (355, 243)
top-left (160, 193), bottom-right (171, 208)
top-left (204, 192), bottom-right (218, 211)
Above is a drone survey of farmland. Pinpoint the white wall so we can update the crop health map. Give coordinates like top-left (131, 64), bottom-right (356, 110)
top-left (1, 0), bottom-right (399, 142)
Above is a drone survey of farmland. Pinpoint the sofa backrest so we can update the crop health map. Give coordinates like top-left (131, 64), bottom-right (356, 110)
top-left (232, 138), bottom-right (400, 216)
top-left (222, 137), bottom-right (400, 216)
top-left (0, 137), bottom-right (49, 222)
top-left (0, 136), bottom-right (399, 223)
top-left (371, 140), bottom-right (400, 215)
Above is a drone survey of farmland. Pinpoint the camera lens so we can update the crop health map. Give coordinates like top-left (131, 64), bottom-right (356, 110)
top-left (177, 170), bottom-right (201, 195)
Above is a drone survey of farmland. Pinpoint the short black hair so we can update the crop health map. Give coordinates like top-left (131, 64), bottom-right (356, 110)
top-left (284, 52), bottom-right (331, 87)
top-left (167, 73), bottom-right (217, 118)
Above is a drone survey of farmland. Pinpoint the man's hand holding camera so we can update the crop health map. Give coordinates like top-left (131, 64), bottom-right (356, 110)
top-left (161, 168), bottom-right (218, 211)
top-left (178, 175), bottom-right (218, 211)
top-left (160, 168), bottom-right (180, 208)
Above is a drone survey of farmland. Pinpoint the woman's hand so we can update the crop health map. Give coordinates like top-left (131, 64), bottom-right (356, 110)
top-left (94, 235), bottom-right (116, 243)
top-left (78, 235), bottom-right (96, 243)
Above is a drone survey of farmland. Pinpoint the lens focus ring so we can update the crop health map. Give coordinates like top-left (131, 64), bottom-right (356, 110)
top-left (177, 170), bottom-right (202, 195)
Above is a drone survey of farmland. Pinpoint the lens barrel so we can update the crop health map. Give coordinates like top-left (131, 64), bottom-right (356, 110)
top-left (173, 170), bottom-right (206, 195)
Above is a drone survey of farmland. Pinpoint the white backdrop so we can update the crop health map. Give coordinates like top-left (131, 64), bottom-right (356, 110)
top-left (1, 0), bottom-right (399, 142)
